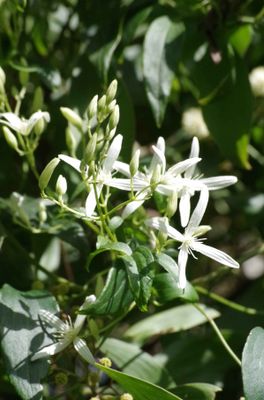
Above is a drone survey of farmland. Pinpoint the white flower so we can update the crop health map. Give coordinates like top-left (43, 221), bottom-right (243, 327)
top-left (182, 107), bottom-right (209, 139)
top-left (59, 134), bottom-right (124, 217)
top-left (31, 295), bottom-right (96, 363)
top-left (0, 110), bottom-right (50, 136)
top-left (178, 137), bottom-right (238, 227)
top-left (147, 188), bottom-right (239, 290)
top-left (249, 66), bottom-right (264, 97)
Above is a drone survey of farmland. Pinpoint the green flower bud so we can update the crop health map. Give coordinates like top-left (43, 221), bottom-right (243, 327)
top-left (106, 79), bottom-right (118, 103)
top-left (55, 372), bottom-right (68, 386)
top-left (84, 132), bottom-right (97, 164)
top-left (129, 149), bottom-right (140, 177)
top-left (56, 174), bottom-right (67, 196)
top-left (65, 126), bottom-right (76, 156)
top-left (39, 157), bottom-right (60, 192)
top-left (99, 357), bottom-right (112, 368)
top-left (107, 99), bottom-right (116, 114)
top-left (98, 95), bottom-right (106, 114)
top-left (166, 190), bottom-right (178, 218)
top-left (0, 66), bottom-right (6, 92)
top-left (87, 94), bottom-right (98, 120)
top-left (32, 86), bottom-right (44, 112)
top-left (34, 117), bottom-right (45, 135)
top-left (60, 107), bottom-right (82, 130)
top-left (108, 105), bottom-right (120, 130)
top-left (150, 164), bottom-right (161, 187)
top-left (2, 126), bottom-right (19, 152)
top-left (120, 394), bottom-right (133, 400)
top-left (19, 69), bottom-right (29, 86)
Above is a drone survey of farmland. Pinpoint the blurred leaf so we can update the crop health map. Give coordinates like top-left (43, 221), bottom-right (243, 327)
top-left (173, 382), bottom-right (221, 400)
top-left (143, 16), bottom-right (185, 127)
top-left (229, 24), bottom-right (253, 57)
top-left (101, 338), bottom-right (175, 389)
top-left (38, 237), bottom-right (61, 279)
top-left (122, 246), bottom-right (154, 311)
top-left (0, 284), bottom-right (58, 400)
top-left (124, 304), bottom-right (220, 343)
top-left (82, 261), bottom-right (133, 316)
top-left (242, 327), bottom-right (264, 400)
top-left (154, 273), bottom-right (199, 303)
top-left (96, 363), bottom-right (182, 400)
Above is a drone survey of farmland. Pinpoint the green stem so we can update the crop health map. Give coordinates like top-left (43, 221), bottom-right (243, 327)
top-left (194, 303), bottom-right (242, 367)
top-left (195, 286), bottom-right (264, 316)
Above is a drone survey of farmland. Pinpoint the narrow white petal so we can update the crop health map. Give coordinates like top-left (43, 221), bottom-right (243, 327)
top-left (147, 218), bottom-right (184, 242)
top-left (31, 340), bottom-right (70, 360)
top-left (73, 337), bottom-right (95, 364)
top-left (179, 193), bottom-right (191, 228)
top-left (39, 310), bottom-right (66, 330)
top-left (167, 157), bottom-right (201, 177)
top-left (122, 194), bottom-right (147, 219)
top-left (0, 113), bottom-right (23, 131)
top-left (74, 295), bottom-right (96, 331)
top-left (187, 188), bottom-right (209, 230)
top-left (185, 137), bottom-right (200, 179)
top-left (59, 154), bottom-right (81, 172)
top-left (149, 137), bottom-right (165, 173)
top-left (106, 178), bottom-right (147, 191)
top-left (156, 136), bottom-right (166, 153)
top-left (200, 176), bottom-right (237, 190)
top-left (113, 160), bottom-right (131, 177)
top-left (178, 249), bottom-right (188, 289)
top-left (85, 184), bottom-right (103, 217)
top-left (152, 145), bottom-right (166, 174)
top-left (193, 242), bottom-right (239, 268)
top-left (103, 134), bottom-right (123, 172)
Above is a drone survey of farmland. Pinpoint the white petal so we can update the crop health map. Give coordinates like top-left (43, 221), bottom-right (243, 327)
top-left (73, 337), bottom-right (95, 364)
top-left (28, 111), bottom-right (50, 133)
top-left (106, 178), bottom-right (146, 191)
top-left (167, 157), bottom-right (201, 177)
top-left (39, 310), bottom-right (66, 330)
top-left (103, 134), bottom-right (123, 172)
top-left (74, 295), bottom-right (96, 331)
top-left (156, 136), bottom-right (166, 153)
top-left (59, 154), bottom-right (81, 172)
top-left (152, 145), bottom-right (166, 174)
top-left (178, 249), bottom-right (188, 289)
top-left (85, 184), bottom-right (103, 217)
top-left (122, 193), bottom-right (147, 219)
top-left (185, 137), bottom-right (200, 179)
top-left (193, 242), bottom-right (239, 268)
top-left (179, 193), bottom-right (191, 228)
top-left (113, 160), bottom-right (131, 177)
top-left (200, 176), bottom-right (237, 190)
top-left (0, 113), bottom-right (24, 131)
top-left (150, 137), bottom-right (165, 173)
top-left (147, 217), bottom-right (184, 242)
top-left (187, 188), bottom-right (209, 230)
top-left (31, 340), bottom-right (70, 360)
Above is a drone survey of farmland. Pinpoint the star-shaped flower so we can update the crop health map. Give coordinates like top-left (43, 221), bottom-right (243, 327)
top-left (0, 110), bottom-right (50, 136)
top-left (31, 295), bottom-right (96, 363)
top-left (147, 188), bottom-right (239, 289)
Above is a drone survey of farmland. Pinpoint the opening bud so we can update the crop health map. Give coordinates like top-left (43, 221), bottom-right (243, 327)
top-left (106, 79), bottom-right (118, 103)
top-left (2, 126), bottom-right (19, 152)
top-left (193, 225), bottom-right (212, 237)
top-left (56, 174), bottom-right (67, 196)
top-left (108, 105), bottom-right (120, 130)
top-left (34, 117), bottom-right (45, 135)
top-left (39, 157), bottom-right (60, 192)
top-left (87, 94), bottom-right (98, 120)
top-left (84, 132), bottom-right (97, 164)
top-left (166, 190), bottom-right (178, 218)
top-left (60, 107), bottom-right (82, 130)
top-left (129, 149), bottom-right (140, 177)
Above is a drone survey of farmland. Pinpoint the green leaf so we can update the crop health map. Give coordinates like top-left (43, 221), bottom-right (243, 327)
top-left (154, 273), bottom-right (199, 303)
top-left (86, 238), bottom-right (132, 269)
top-left (122, 246), bottom-right (154, 311)
top-left (101, 338), bottom-right (175, 389)
top-left (173, 382), bottom-right (221, 400)
top-left (0, 284), bottom-right (58, 400)
top-left (242, 327), bottom-right (264, 400)
top-left (124, 304), bottom-right (220, 343)
top-left (143, 16), bottom-right (184, 127)
top-left (229, 24), bottom-right (253, 57)
top-left (96, 363), bottom-right (183, 400)
top-left (83, 262), bottom-right (133, 316)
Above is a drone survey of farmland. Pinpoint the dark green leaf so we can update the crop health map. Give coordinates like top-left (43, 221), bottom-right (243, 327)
top-left (154, 273), bottom-right (199, 303)
top-left (242, 326), bottom-right (264, 400)
top-left (173, 382), bottom-right (221, 400)
top-left (96, 363), bottom-right (183, 400)
top-left (101, 338), bottom-right (175, 389)
top-left (0, 284), bottom-right (58, 400)
top-left (143, 16), bottom-right (185, 127)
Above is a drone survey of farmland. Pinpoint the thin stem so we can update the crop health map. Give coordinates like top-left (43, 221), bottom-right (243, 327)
top-left (195, 286), bottom-right (264, 316)
top-left (194, 303), bottom-right (241, 367)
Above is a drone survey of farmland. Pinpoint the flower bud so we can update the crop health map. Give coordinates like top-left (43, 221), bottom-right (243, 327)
top-left (34, 117), bottom-right (45, 135)
top-left (120, 394), bottom-right (133, 400)
top-left (106, 79), bottom-right (118, 103)
top-left (39, 201), bottom-right (47, 223)
top-left (87, 94), bottom-right (98, 120)
top-left (129, 149), bottom-right (140, 177)
top-left (65, 126), bottom-right (77, 156)
top-left (150, 164), bottom-right (161, 187)
top-left (84, 132), bottom-right (97, 164)
top-left (2, 126), bottom-right (19, 152)
top-left (39, 157), bottom-right (60, 192)
top-left (249, 66), bottom-right (264, 97)
top-left (32, 86), bottom-right (44, 112)
top-left (97, 95), bottom-right (107, 122)
top-left (0, 67), bottom-right (6, 92)
top-left (60, 107), bottom-right (82, 130)
top-left (193, 225), bottom-right (211, 237)
top-left (99, 357), bottom-right (112, 368)
top-left (19, 69), bottom-right (29, 86)
top-left (56, 174), bottom-right (67, 196)
top-left (107, 99), bottom-right (116, 114)
top-left (166, 190), bottom-right (178, 218)
top-left (182, 108), bottom-right (209, 139)
top-left (109, 105), bottom-right (120, 130)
